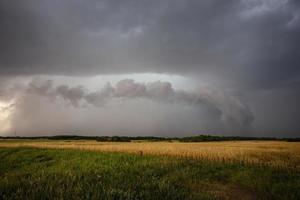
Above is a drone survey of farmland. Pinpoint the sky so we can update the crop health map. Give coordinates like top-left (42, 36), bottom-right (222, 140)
top-left (0, 0), bottom-right (299, 137)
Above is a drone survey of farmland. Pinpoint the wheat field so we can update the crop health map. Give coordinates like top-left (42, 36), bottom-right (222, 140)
top-left (1, 140), bottom-right (299, 169)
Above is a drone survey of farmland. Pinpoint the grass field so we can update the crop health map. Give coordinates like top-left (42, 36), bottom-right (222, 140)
top-left (0, 140), bottom-right (300, 199)
top-left (1, 140), bottom-right (300, 169)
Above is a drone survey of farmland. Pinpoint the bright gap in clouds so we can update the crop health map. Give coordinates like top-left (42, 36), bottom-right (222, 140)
top-left (0, 100), bottom-right (14, 133)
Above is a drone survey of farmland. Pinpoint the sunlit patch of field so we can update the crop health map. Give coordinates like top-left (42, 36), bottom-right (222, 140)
top-left (1, 140), bottom-right (299, 169)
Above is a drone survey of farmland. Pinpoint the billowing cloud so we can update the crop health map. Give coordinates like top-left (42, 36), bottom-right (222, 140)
top-left (0, 78), bottom-right (253, 136)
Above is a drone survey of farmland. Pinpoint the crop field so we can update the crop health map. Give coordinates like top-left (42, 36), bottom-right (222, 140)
top-left (1, 140), bottom-right (300, 169)
top-left (0, 140), bottom-right (300, 199)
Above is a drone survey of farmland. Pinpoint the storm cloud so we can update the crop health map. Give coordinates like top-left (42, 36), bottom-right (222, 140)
top-left (0, 0), bottom-right (299, 137)
top-left (0, 0), bottom-right (299, 87)
top-left (21, 79), bottom-right (254, 130)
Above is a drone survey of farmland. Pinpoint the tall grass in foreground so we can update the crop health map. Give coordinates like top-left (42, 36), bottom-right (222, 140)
top-left (0, 147), bottom-right (300, 200)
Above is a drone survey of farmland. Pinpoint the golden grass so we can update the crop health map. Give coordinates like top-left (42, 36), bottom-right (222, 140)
top-left (1, 140), bottom-right (300, 169)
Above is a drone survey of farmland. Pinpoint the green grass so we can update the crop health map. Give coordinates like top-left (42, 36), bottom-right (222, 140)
top-left (0, 147), bottom-right (299, 200)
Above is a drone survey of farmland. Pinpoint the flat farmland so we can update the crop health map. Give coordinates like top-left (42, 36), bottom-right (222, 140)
top-left (0, 140), bottom-right (299, 169)
top-left (1, 140), bottom-right (300, 199)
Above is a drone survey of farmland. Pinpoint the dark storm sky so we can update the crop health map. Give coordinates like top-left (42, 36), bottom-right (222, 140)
top-left (0, 0), bottom-right (299, 137)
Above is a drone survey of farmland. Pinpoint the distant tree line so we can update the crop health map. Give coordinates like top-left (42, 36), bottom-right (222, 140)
top-left (177, 135), bottom-right (300, 142)
top-left (0, 135), bottom-right (299, 142)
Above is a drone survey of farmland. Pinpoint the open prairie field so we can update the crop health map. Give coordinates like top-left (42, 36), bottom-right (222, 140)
top-left (0, 140), bottom-right (300, 169)
top-left (0, 140), bottom-right (300, 199)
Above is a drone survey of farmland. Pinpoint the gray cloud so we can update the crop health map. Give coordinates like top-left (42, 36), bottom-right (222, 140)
top-left (2, 79), bottom-right (253, 135)
top-left (0, 0), bottom-right (299, 89)
top-left (56, 85), bottom-right (85, 107)
top-left (1, 77), bottom-right (299, 137)
top-left (0, 0), bottom-right (299, 137)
